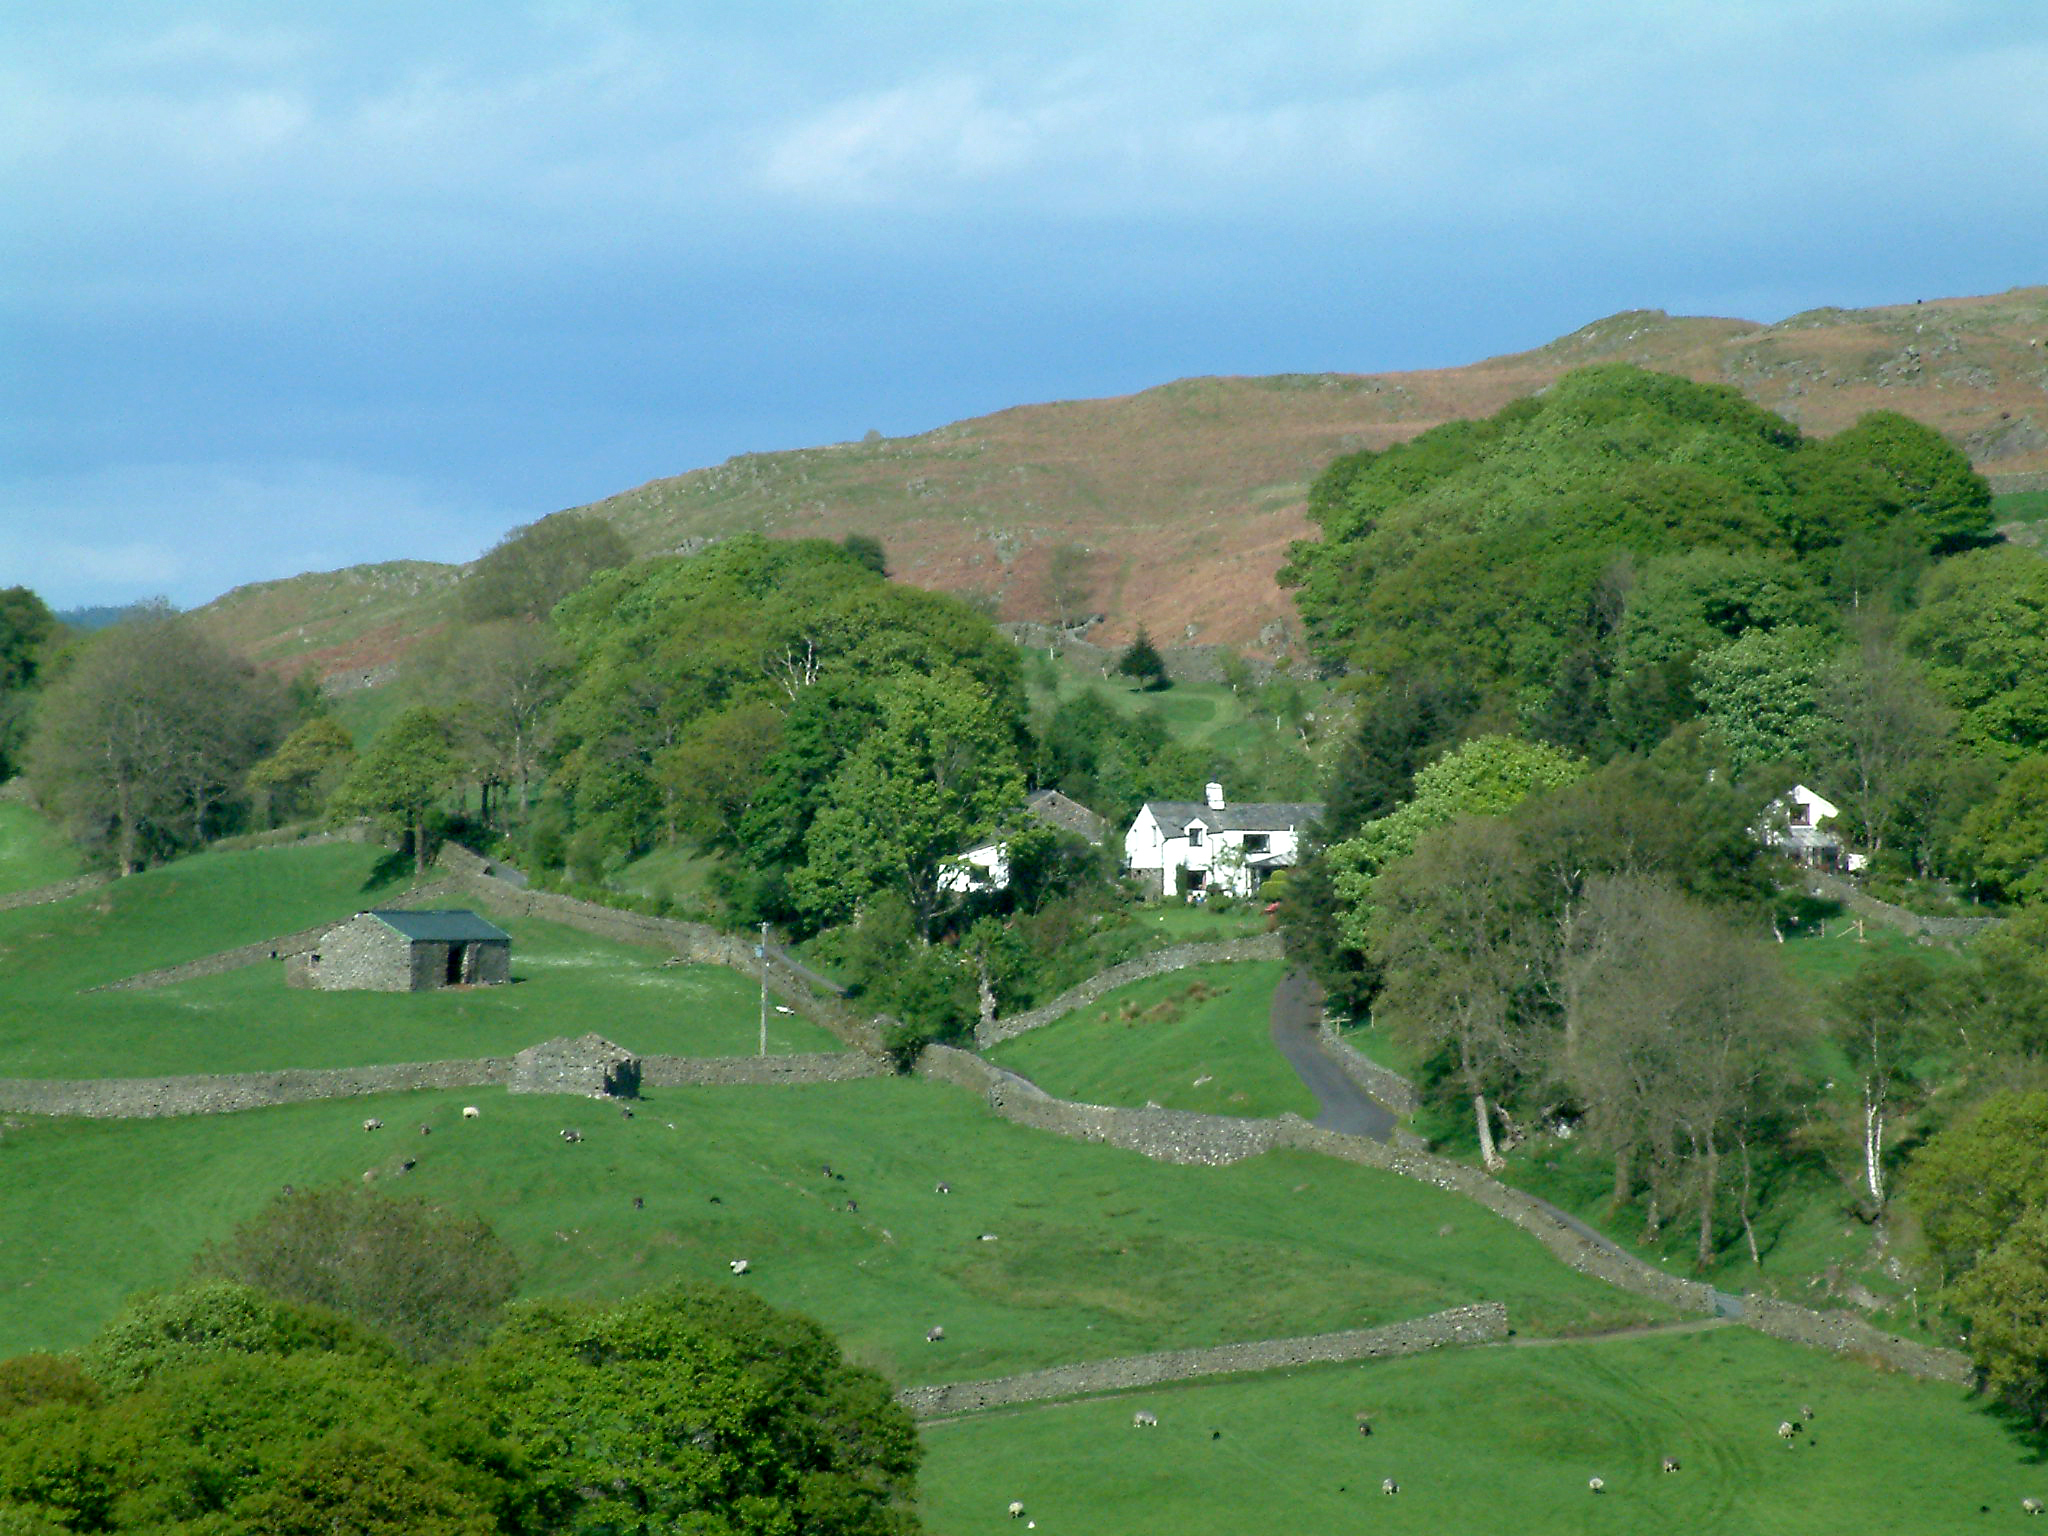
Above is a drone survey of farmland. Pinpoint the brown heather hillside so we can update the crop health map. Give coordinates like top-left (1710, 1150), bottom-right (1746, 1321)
top-left (196, 287), bottom-right (2048, 673)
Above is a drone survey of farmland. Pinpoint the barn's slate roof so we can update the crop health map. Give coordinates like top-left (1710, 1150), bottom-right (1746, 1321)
top-left (1141, 800), bottom-right (1324, 837)
top-left (365, 909), bottom-right (511, 944)
top-left (1023, 788), bottom-right (1112, 845)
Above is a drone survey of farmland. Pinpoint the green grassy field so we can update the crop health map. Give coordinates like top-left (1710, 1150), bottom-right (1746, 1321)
top-left (917, 1327), bottom-right (2038, 1535)
top-left (989, 961), bottom-right (1313, 1120)
top-left (0, 1077), bottom-right (1673, 1372)
top-left (0, 842), bottom-right (831, 1076)
top-left (0, 799), bottom-right (83, 895)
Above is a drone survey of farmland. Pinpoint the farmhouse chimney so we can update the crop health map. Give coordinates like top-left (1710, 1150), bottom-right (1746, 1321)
top-left (1206, 782), bottom-right (1225, 810)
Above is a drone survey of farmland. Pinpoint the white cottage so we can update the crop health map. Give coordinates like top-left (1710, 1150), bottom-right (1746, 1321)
top-left (1763, 783), bottom-right (1866, 871)
top-left (1123, 783), bottom-right (1322, 899)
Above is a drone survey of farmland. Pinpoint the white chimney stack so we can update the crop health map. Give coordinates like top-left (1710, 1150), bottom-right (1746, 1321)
top-left (1206, 782), bottom-right (1225, 810)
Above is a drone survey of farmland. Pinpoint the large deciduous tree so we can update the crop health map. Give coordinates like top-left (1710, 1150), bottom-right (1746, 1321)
top-left (332, 706), bottom-right (462, 874)
top-left (792, 672), bottom-right (1025, 936)
top-left (25, 612), bottom-right (291, 872)
top-left (450, 1283), bottom-right (922, 1536)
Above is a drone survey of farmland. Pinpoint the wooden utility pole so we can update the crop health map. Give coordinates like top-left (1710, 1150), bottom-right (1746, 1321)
top-left (758, 921), bottom-right (769, 1057)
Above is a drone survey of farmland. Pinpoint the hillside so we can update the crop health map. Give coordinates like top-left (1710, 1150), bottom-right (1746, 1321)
top-left (194, 286), bottom-right (2048, 672)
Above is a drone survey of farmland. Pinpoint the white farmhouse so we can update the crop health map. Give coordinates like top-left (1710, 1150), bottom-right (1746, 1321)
top-left (1124, 783), bottom-right (1323, 899)
top-left (1762, 783), bottom-right (1866, 871)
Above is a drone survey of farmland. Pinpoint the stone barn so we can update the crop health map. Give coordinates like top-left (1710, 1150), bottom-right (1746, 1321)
top-left (290, 909), bottom-right (512, 992)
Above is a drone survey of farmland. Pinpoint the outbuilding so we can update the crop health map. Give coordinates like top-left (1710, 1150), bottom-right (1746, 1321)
top-left (290, 909), bottom-right (512, 992)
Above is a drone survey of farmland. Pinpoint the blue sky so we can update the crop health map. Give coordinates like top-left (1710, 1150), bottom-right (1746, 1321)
top-left (4, 2), bottom-right (2044, 610)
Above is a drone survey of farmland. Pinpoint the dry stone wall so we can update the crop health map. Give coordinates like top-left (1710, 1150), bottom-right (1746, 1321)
top-left (1741, 1296), bottom-right (1973, 1384)
top-left (1314, 1020), bottom-right (1421, 1116)
top-left (0, 873), bottom-right (112, 913)
top-left (98, 923), bottom-right (333, 992)
top-left (976, 934), bottom-right (1285, 1047)
top-left (1803, 871), bottom-right (1998, 940)
top-left (898, 1304), bottom-right (1508, 1418)
top-left (0, 1045), bottom-right (885, 1119)
top-left (915, 1045), bottom-right (1972, 1382)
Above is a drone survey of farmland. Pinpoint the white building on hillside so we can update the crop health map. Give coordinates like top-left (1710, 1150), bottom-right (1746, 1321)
top-left (1762, 783), bottom-right (1866, 871)
top-left (1123, 783), bottom-right (1322, 899)
top-left (940, 789), bottom-right (1113, 895)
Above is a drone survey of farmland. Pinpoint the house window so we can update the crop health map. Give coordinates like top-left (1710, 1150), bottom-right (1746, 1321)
top-left (1789, 802), bottom-right (1810, 826)
top-left (1244, 833), bottom-right (1270, 854)
top-left (1187, 826), bottom-right (1204, 846)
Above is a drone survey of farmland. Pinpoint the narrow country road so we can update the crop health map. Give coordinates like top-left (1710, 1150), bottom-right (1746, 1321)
top-left (1268, 966), bottom-right (1398, 1143)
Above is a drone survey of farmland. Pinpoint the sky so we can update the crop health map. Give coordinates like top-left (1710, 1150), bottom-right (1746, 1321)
top-left (4, 2), bottom-right (2044, 612)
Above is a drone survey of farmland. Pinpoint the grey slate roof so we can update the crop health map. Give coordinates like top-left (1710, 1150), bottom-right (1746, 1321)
top-left (1143, 800), bottom-right (1324, 837)
top-left (1023, 788), bottom-right (1112, 845)
top-left (366, 909), bottom-right (511, 944)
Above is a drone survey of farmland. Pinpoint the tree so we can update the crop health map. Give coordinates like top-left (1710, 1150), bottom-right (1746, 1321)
top-left (1116, 626), bottom-right (1168, 690)
top-left (459, 511), bottom-right (631, 623)
top-left (841, 533), bottom-right (888, 576)
top-left (1829, 953), bottom-right (1940, 1209)
top-left (1329, 734), bottom-right (1584, 952)
top-left (450, 1282), bottom-right (922, 1536)
top-left (791, 672), bottom-right (1024, 936)
top-left (1692, 625), bottom-right (1830, 774)
top-left (332, 707), bottom-right (462, 875)
top-left (75, 1281), bottom-right (399, 1395)
top-left (1815, 628), bottom-right (1955, 857)
top-left (1954, 756), bottom-right (2048, 903)
top-left (0, 586), bottom-right (57, 781)
top-left (1908, 1091), bottom-right (2048, 1285)
top-left (1044, 543), bottom-right (1094, 633)
top-left (424, 619), bottom-right (572, 820)
top-left (1369, 817), bottom-right (1549, 1168)
top-left (1564, 875), bottom-right (1810, 1264)
top-left (1949, 1208), bottom-right (2048, 1427)
top-left (1900, 544), bottom-right (2048, 759)
top-left (26, 611), bottom-right (291, 872)
top-left (192, 1187), bottom-right (520, 1363)
top-left (247, 716), bottom-right (357, 826)
top-left (654, 700), bottom-right (785, 848)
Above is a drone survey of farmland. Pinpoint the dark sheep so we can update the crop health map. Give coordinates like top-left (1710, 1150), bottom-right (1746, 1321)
top-left (632, 1196), bottom-right (644, 1210)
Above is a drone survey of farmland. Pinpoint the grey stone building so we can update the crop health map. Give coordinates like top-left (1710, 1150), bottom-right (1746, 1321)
top-left (290, 909), bottom-right (512, 992)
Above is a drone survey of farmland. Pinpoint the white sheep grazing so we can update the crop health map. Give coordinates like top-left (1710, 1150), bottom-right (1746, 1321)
top-left (935, 1181), bottom-right (951, 1195)
top-left (730, 1258), bottom-right (750, 1275)
top-left (1777, 1421), bottom-right (1797, 1440)
top-left (1381, 1478), bottom-right (1399, 1496)
top-left (362, 1118), bottom-right (383, 1131)
top-left (2025, 1498), bottom-right (2044, 1516)
top-left (925, 1326), bottom-right (945, 1343)
top-left (560, 1128), bottom-right (584, 1144)
top-left (462, 1105), bottom-right (481, 1119)
top-left (1661, 1456), bottom-right (1681, 1473)
top-left (1588, 1477), bottom-right (1605, 1493)
top-left (1007, 1501), bottom-right (1025, 1519)
top-left (1132, 1410), bottom-right (1158, 1428)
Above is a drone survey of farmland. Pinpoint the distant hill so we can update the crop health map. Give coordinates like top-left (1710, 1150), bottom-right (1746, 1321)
top-left (193, 286), bottom-right (2048, 674)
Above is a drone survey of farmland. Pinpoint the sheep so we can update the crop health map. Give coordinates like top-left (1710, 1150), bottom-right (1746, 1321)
top-left (1132, 1409), bottom-right (1158, 1428)
top-left (1777, 1421), bottom-right (1797, 1440)
top-left (1588, 1477), bottom-right (1605, 1494)
top-left (980, 1232), bottom-right (1000, 1242)
top-left (361, 1170), bottom-right (375, 1183)
top-left (461, 1106), bottom-right (480, 1119)
top-left (845, 1199), bottom-right (858, 1213)
top-left (730, 1258), bottom-right (750, 1274)
top-left (1381, 1478), bottom-right (1399, 1496)
top-left (935, 1181), bottom-right (951, 1195)
top-left (1800, 1405), bottom-right (1814, 1421)
top-left (2025, 1498), bottom-right (2044, 1516)
top-left (925, 1326), bottom-right (945, 1343)
top-left (1357, 1422), bottom-right (1373, 1437)
top-left (560, 1128), bottom-right (584, 1144)
top-left (362, 1118), bottom-right (383, 1131)
top-left (1007, 1502), bottom-right (1025, 1520)
top-left (1661, 1456), bottom-right (1681, 1474)
top-left (631, 1196), bottom-right (645, 1210)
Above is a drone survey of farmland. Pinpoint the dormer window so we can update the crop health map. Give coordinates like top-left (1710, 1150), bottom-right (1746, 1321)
top-left (1244, 833), bottom-right (1270, 854)
top-left (1187, 826), bottom-right (1204, 847)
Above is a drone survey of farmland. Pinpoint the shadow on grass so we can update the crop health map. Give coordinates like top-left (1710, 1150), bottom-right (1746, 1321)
top-left (362, 850), bottom-right (413, 892)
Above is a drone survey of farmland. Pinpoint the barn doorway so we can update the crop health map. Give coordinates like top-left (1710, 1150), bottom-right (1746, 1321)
top-left (444, 943), bottom-right (467, 985)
